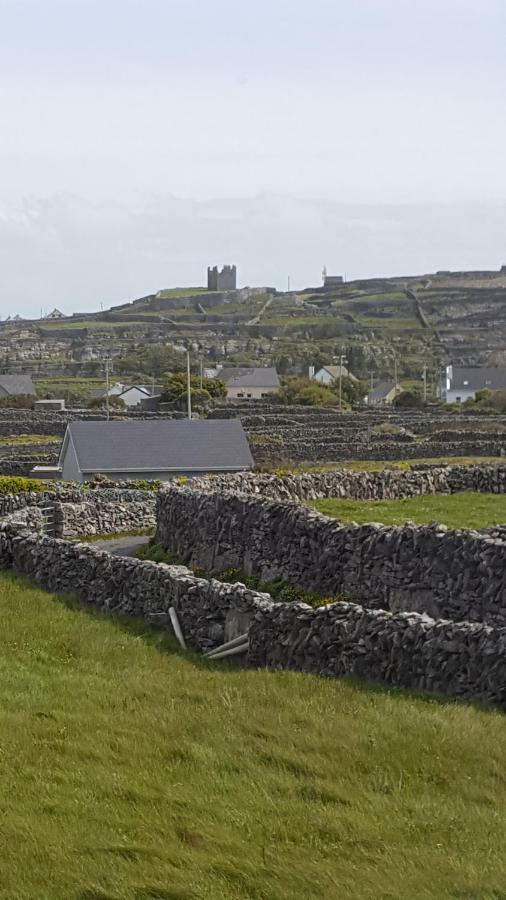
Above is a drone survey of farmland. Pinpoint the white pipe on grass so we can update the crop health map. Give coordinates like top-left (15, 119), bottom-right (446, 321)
top-left (169, 607), bottom-right (187, 650)
top-left (207, 642), bottom-right (249, 661)
top-left (205, 632), bottom-right (249, 657)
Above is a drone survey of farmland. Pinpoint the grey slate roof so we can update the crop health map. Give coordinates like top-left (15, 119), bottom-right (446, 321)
top-left (219, 367), bottom-right (280, 389)
top-left (370, 381), bottom-right (400, 401)
top-left (63, 419), bottom-right (254, 472)
top-left (449, 367), bottom-right (506, 392)
top-left (0, 374), bottom-right (36, 396)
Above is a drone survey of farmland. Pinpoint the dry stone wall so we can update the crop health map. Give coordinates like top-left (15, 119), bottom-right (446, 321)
top-left (3, 468), bottom-right (506, 710)
top-left (156, 486), bottom-right (506, 627)
top-left (175, 464), bottom-right (506, 502)
top-left (248, 599), bottom-right (506, 708)
top-left (1, 517), bottom-right (506, 709)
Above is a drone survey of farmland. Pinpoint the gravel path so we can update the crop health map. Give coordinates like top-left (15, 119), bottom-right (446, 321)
top-left (91, 535), bottom-right (151, 557)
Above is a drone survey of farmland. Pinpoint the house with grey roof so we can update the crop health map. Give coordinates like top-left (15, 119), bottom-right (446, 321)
top-left (312, 365), bottom-right (356, 385)
top-left (90, 383), bottom-right (163, 408)
top-left (57, 419), bottom-right (254, 482)
top-left (218, 367), bottom-right (280, 400)
top-left (367, 381), bottom-right (402, 406)
top-left (0, 374), bottom-right (36, 398)
top-left (445, 365), bottom-right (506, 403)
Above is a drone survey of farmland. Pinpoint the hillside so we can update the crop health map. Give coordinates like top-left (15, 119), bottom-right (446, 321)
top-left (1, 570), bottom-right (506, 899)
top-left (2, 268), bottom-right (506, 383)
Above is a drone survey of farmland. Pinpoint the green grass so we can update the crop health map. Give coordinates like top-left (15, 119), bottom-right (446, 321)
top-left (0, 433), bottom-right (61, 445)
top-left (1, 571), bottom-right (506, 898)
top-left (260, 456), bottom-right (505, 474)
top-left (156, 287), bottom-right (207, 299)
top-left (79, 528), bottom-right (154, 543)
top-left (312, 491), bottom-right (506, 530)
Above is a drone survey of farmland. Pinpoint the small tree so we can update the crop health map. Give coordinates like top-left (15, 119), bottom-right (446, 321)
top-left (393, 389), bottom-right (426, 409)
top-left (337, 376), bottom-right (368, 407)
top-left (278, 377), bottom-right (337, 407)
top-left (88, 395), bottom-right (126, 410)
top-left (161, 373), bottom-right (226, 403)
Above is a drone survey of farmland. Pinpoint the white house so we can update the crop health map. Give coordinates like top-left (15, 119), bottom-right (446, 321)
top-left (90, 383), bottom-right (162, 408)
top-left (219, 367), bottom-right (280, 400)
top-left (445, 365), bottom-right (506, 403)
top-left (310, 365), bottom-right (355, 385)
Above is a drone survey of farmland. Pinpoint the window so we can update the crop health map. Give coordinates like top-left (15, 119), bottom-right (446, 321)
top-left (456, 396), bottom-right (461, 403)
top-left (246, 393), bottom-right (252, 398)
top-left (463, 380), bottom-right (469, 386)
top-left (237, 392), bottom-right (244, 398)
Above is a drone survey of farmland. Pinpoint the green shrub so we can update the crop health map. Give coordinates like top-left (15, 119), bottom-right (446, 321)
top-left (0, 476), bottom-right (48, 494)
top-left (0, 394), bottom-right (34, 410)
top-left (136, 542), bottom-right (182, 564)
top-left (123, 479), bottom-right (161, 491)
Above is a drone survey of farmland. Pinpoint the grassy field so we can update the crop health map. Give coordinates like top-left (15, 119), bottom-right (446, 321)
top-left (1, 571), bottom-right (506, 898)
top-left (0, 433), bottom-right (61, 445)
top-left (312, 491), bottom-right (506, 530)
top-left (267, 456), bottom-right (505, 474)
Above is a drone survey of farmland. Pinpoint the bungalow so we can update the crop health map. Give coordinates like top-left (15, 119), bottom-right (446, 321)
top-left (58, 419), bottom-right (254, 482)
top-left (367, 381), bottom-right (402, 406)
top-left (90, 383), bottom-right (163, 408)
top-left (0, 374), bottom-right (36, 398)
top-left (445, 365), bottom-right (506, 403)
top-left (311, 365), bottom-right (355, 385)
top-left (219, 367), bottom-right (280, 400)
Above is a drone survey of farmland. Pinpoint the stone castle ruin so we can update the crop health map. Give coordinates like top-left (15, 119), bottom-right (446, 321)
top-left (207, 265), bottom-right (237, 291)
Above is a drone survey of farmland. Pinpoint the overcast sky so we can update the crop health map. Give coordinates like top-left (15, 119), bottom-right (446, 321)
top-left (1, 0), bottom-right (505, 317)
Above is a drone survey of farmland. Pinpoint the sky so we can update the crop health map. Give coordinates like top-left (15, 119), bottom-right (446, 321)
top-left (0, 0), bottom-right (505, 317)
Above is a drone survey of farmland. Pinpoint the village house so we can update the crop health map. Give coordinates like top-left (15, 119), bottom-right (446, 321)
top-left (0, 374), bottom-right (36, 398)
top-left (218, 367), bottom-right (280, 400)
top-left (90, 383), bottom-right (163, 408)
top-left (311, 365), bottom-right (355, 385)
top-left (445, 365), bottom-right (506, 403)
top-left (367, 381), bottom-right (402, 406)
top-left (57, 419), bottom-right (254, 482)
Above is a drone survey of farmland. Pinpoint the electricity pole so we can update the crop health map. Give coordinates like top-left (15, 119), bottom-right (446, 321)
top-left (186, 350), bottom-right (192, 420)
top-left (105, 357), bottom-right (111, 421)
top-left (199, 357), bottom-right (203, 390)
top-left (338, 347), bottom-right (347, 412)
top-left (422, 364), bottom-right (427, 402)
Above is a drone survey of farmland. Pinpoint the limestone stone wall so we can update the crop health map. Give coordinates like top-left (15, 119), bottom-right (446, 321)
top-left (156, 486), bottom-right (506, 627)
top-left (248, 600), bottom-right (506, 708)
top-left (1, 519), bottom-right (506, 709)
top-left (169, 464), bottom-right (506, 502)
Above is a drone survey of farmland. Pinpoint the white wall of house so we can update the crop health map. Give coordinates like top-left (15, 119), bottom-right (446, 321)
top-left (61, 439), bottom-right (84, 482)
top-left (314, 369), bottom-right (335, 385)
top-left (227, 385), bottom-right (278, 399)
top-left (446, 388), bottom-right (476, 404)
top-left (119, 387), bottom-right (149, 407)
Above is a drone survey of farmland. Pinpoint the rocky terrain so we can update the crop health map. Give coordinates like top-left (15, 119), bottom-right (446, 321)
top-left (2, 267), bottom-right (506, 385)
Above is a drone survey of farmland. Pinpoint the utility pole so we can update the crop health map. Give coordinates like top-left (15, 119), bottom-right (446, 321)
top-left (394, 354), bottom-right (398, 388)
top-left (369, 371), bottom-right (375, 405)
top-left (105, 356), bottom-right (111, 421)
top-left (199, 357), bottom-right (203, 390)
top-left (422, 364), bottom-right (427, 402)
top-left (186, 350), bottom-right (192, 421)
top-left (338, 348), bottom-right (345, 412)
top-left (287, 275), bottom-right (291, 293)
